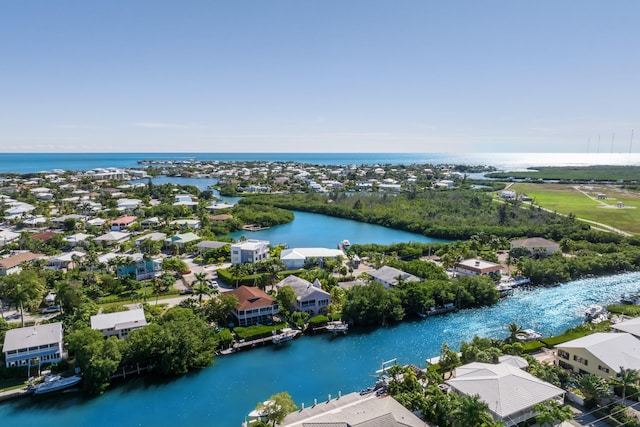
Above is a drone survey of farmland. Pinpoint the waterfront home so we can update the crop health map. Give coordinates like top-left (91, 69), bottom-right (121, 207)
top-left (165, 232), bottom-right (201, 249)
top-left (275, 275), bottom-right (331, 315)
top-left (454, 258), bottom-right (502, 278)
top-left (170, 219), bottom-right (201, 230)
top-left (554, 332), bottom-right (640, 380)
top-left (93, 231), bottom-right (131, 246)
top-left (90, 308), bottom-right (147, 339)
top-left (109, 215), bottom-right (137, 231)
top-left (446, 361), bottom-right (565, 427)
top-left (280, 247), bottom-right (345, 269)
top-left (49, 250), bottom-right (86, 269)
top-left (206, 202), bottom-right (235, 211)
top-left (2, 322), bottom-right (64, 368)
top-left (0, 251), bottom-right (44, 276)
top-left (172, 194), bottom-right (198, 209)
top-left (612, 316), bottom-right (640, 338)
top-left (116, 253), bottom-right (162, 280)
top-left (228, 286), bottom-right (279, 327)
top-left (0, 229), bottom-right (20, 246)
top-left (280, 392), bottom-right (428, 427)
top-left (230, 239), bottom-right (270, 265)
top-left (367, 266), bottom-right (421, 289)
top-left (510, 237), bottom-right (560, 255)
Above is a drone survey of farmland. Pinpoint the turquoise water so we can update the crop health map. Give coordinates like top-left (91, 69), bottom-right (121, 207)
top-left (230, 210), bottom-right (447, 248)
top-left (2, 271), bottom-right (640, 426)
top-left (3, 152), bottom-right (640, 174)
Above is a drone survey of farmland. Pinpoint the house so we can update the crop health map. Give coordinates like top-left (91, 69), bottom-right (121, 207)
top-left (367, 266), bottom-right (421, 288)
top-left (4, 202), bottom-right (36, 219)
top-left (500, 190), bottom-right (517, 199)
top-left (93, 231), bottom-right (131, 246)
top-left (554, 332), bottom-right (640, 380)
top-left (196, 240), bottom-right (230, 254)
top-left (230, 239), bottom-right (270, 265)
top-left (0, 251), bottom-right (44, 276)
top-left (49, 251), bottom-right (86, 269)
top-left (275, 275), bottom-right (331, 315)
top-left (165, 232), bottom-right (201, 248)
top-left (280, 393), bottom-right (427, 427)
top-left (135, 232), bottom-right (167, 247)
top-left (228, 286), bottom-right (279, 327)
top-left (64, 232), bottom-right (94, 247)
top-left (3, 322), bottom-right (64, 368)
top-left (280, 247), bottom-right (345, 269)
top-left (510, 237), bottom-right (561, 255)
top-left (86, 217), bottom-right (106, 227)
top-left (116, 253), bottom-right (162, 280)
top-left (0, 229), bottom-right (20, 246)
top-left (206, 202), bottom-right (235, 211)
top-left (109, 215), bottom-right (137, 231)
top-left (50, 214), bottom-right (85, 229)
top-left (116, 198), bottom-right (142, 211)
top-left (455, 259), bottom-right (502, 277)
top-left (172, 195), bottom-right (198, 209)
top-left (170, 219), bottom-right (201, 230)
top-left (90, 308), bottom-right (147, 339)
top-left (140, 216), bottom-right (161, 229)
top-left (445, 361), bottom-right (565, 427)
top-left (31, 230), bottom-right (57, 242)
top-left (612, 316), bottom-right (640, 338)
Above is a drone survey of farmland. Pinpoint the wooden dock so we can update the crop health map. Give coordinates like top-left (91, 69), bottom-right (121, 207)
top-left (220, 330), bottom-right (301, 355)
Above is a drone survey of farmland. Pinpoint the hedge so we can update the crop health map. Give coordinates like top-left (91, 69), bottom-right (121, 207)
top-left (233, 323), bottom-right (288, 341)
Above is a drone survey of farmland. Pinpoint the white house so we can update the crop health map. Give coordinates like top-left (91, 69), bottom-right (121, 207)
top-left (280, 247), bottom-right (345, 270)
top-left (231, 239), bottom-right (270, 265)
top-left (510, 237), bottom-right (561, 255)
top-left (446, 361), bottom-right (565, 426)
top-left (0, 229), bottom-right (20, 246)
top-left (455, 259), bottom-right (502, 277)
top-left (3, 322), bottom-right (64, 368)
top-left (0, 251), bottom-right (44, 276)
top-left (93, 231), bottom-right (131, 246)
top-left (49, 251), bottom-right (86, 269)
top-left (276, 275), bottom-right (331, 315)
top-left (90, 308), bottom-right (147, 339)
top-left (367, 266), bottom-right (421, 288)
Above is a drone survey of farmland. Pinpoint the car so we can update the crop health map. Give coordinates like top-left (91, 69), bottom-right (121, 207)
top-left (41, 306), bottom-right (61, 314)
top-left (179, 289), bottom-right (194, 295)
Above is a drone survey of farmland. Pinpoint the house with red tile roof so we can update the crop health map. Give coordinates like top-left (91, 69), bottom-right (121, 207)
top-left (109, 215), bottom-right (137, 231)
top-left (228, 286), bottom-right (279, 327)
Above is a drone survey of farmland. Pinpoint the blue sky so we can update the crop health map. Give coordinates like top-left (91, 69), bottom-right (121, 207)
top-left (1, 1), bottom-right (639, 153)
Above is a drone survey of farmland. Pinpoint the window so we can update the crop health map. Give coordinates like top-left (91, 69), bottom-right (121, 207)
top-left (573, 355), bottom-right (588, 365)
top-left (598, 365), bottom-right (610, 373)
top-left (558, 350), bottom-right (569, 360)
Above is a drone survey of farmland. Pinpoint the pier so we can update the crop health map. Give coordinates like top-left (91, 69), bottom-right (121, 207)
top-left (220, 329), bottom-right (302, 355)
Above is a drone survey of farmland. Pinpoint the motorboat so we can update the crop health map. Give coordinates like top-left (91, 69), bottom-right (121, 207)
top-left (515, 329), bottom-right (543, 342)
top-left (272, 328), bottom-right (297, 344)
top-left (325, 321), bottom-right (348, 334)
top-left (584, 304), bottom-right (607, 320)
top-left (31, 374), bottom-right (81, 395)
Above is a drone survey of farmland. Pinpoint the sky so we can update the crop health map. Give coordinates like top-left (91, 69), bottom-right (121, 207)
top-left (1, 0), bottom-right (639, 153)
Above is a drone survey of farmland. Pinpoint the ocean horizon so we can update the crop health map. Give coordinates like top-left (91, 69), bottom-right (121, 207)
top-left (1, 152), bottom-right (639, 174)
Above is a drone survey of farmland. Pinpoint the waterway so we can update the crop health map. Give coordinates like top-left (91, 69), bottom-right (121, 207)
top-left (2, 271), bottom-right (640, 426)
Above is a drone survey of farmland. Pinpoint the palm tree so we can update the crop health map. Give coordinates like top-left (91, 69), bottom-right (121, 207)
top-left (611, 367), bottom-right (640, 401)
top-left (450, 394), bottom-right (495, 427)
top-left (576, 373), bottom-right (611, 406)
top-left (8, 282), bottom-right (42, 327)
top-left (506, 322), bottom-right (524, 344)
top-left (533, 400), bottom-right (573, 427)
top-left (229, 263), bottom-right (243, 288)
top-left (192, 272), bottom-right (211, 306)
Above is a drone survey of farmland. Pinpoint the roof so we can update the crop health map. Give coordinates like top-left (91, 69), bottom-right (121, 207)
top-left (64, 233), bottom-right (93, 242)
top-left (94, 231), bottom-right (131, 242)
top-left (229, 286), bottom-right (275, 310)
top-left (556, 332), bottom-right (640, 373)
top-left (51, 250), bottom-right (86, 262)
top-left (0, 252), bottom-right (44, 269)
top-left (281, 248), bottom-right (345, 260)
top-left (197, 240), bottom-right (230, 249)
top-left (231, 239), bottom-right (270, 250)
top-left (446, 362), bottom-right (564, 419)
top-left (91, 308), bottom-right (147, 331)
top-left (612, 317), bottom-right (640, 337)
top-left (510, 237), bottom-right (560, 249)
top-left (135, 232), bottom-right (167, 243)
top-left (109, 215), bottom-right (137, 225)
top-left (31, 231), bottom-right (57, 241)
top-left (367, 266), bottom-right (420, 286)
top-left (276, 275), bottom-right (330, 300)
top-left (167, 232), bottom-right (201, 244)
top-left (456, 259), bottom-right (502, 274)
top-left (2, 322), bottom-right (63, 353)
top-left (281, 393), bottom-right (427, 427)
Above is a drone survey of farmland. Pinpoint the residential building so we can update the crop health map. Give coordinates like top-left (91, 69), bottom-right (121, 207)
top-left (455, 259), bottom-right (502, 277)
top-left (275, 275), bottom-right (331, 315)
top-left (116, 253), bottom-right (162, 280)
top-left (63, 232), bottom-right (93, 247)
top-left (0, 251), bottom-right (44, 276)
top-left (140, 217), bottom-right (161, 229)
top-left (135, 232), bottom-right (167, 247)
top-left (196, 240), bottom-right (230, 254)
top-left (93, 231), bottom-right (131, 246)
top-left (49, 251), bottom-right (86, 269)
top-left (280, 247), bottom-right (345, 269)
top-left (612, 316), bottom-right (640, 338)
top-left (228, 286), bottom-right (279, 327)
top-left (165, 232), bottom-right (201, 248)
top-left (230, 239), bottom-right (270, 265)
top-left (3, 322), bottom-right (64, 368)
top-left (554, 332), bottom-right (640, 380)
top-left (170, 219), bottom-right (201, 230)
top-left (510, 237), bottom-right (561, 255)
top-left (0, 229), bottom-right (20, 246)
top-left (280, 393), bottom-right (428, 427)
top-left (109, 215), bottom-right (137, 231)
top-left (446, 361), bottom-right (565, 427)
top-left (367, 265), bottom-right (421, 288)
top-left (90, 308), bottom-right (147, 339)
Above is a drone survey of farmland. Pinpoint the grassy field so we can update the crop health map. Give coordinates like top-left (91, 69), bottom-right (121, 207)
top-left (487, 165), bottom-right (640, 181)
top-left (511, 183), bottom-right (640, 234)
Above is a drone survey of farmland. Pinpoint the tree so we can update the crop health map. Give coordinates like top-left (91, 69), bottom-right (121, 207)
top-left (203, 293), bottom-right (239, 326)
top-left (505, 322), bottom-right (524, 344)
top-left (255, 391), bottom-right (298, 427)
top-left (191, 272), bottom-right (211, 306)
top-left (1, 270), bottom-right (45, 327)
top-left (275, 285), bottom-right (297, 314)
top-left (450, 394), bottom-right (496, 427)
top-left (611, 367), bottom-right (640, 401)
top-left (67, 328), bottom-right (123, 395)
top-left (533, 400), bottom-right (573, 427)
top-left (439, 342), bottom-right (461, 378)
top-left (576, 373), bottom-right (611, 407)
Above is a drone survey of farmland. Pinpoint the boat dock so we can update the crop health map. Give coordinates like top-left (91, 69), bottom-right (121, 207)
top-left (220, 329), bottom-right (302, 355)
top-left (242, 224), bottom-right (271, 231)
top-left (0, 386), bottom-right (30, 402)
top-left (314, 321), bottom-right (349, 334)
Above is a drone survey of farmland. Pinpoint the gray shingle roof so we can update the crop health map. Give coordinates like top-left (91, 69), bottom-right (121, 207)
top-left (2, 322), bottom-right (63, 353)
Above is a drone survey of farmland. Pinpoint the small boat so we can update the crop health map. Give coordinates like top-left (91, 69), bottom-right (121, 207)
top-left (338, 239), bottom-right (351, 251)
top-left (31, 374), bottom-right (81, 395)
top-left (326, 321), bottom-right (348, 334)
top-left (515, 329), bottom-right (542, 342)
top-left (585, 304), bottom-right (607, 319)
top-left (621, 293), bottom-right (640, 305)
top-left (272, 328), bottom-right (297, 344)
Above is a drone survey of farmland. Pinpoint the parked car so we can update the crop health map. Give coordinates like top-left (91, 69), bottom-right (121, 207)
top-left (179, 289), bottom-right (194, 295)
top-left (41, 306), bottom-right (61, 314)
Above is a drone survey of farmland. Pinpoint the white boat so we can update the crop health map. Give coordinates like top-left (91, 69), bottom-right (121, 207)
top-left (32, 374), bottom-right (81, 395)
top-left (325, 321), bottom-right (348, 334)
top-left (338, 239), bottom-right (351, 251)
top-left (621, 293), bottom-right (640, 305)
top-left (272, 328), bottom-right (297, 344)
top-left (585, 304), bottom-right (607, 319)
top-left (515, 329), bottom-right (542, 342)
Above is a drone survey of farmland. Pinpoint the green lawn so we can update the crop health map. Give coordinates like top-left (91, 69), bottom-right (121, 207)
top-left (511, 183), bottom-right (640, 234)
